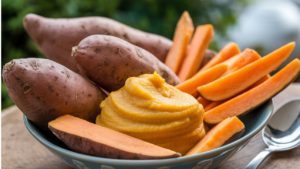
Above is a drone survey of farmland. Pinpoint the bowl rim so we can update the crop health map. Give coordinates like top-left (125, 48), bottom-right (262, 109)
top-left (24, 100), bottom-right (273, 166)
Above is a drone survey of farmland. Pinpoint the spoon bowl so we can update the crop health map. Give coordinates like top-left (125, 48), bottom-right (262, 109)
top-left (263, 99), bottom-right (300, 150)
top-left (246, 99), bottom-right (300, 169)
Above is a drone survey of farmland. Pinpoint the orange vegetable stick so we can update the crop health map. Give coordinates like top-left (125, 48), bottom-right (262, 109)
top-left (249, 74), bottom-right (271, 88)
top-left (205, 75), bottom-right (271, 112)
top-left (176, 64), bottom-right (227, 95)
top-left (220, 48), bottom-right (261, 77)
top-left (186, 116), bottom-right (245, 155)
top-left (205, 75), bottom-right (271, 110)
top-left (198, 42), bottom-right (295, 101)
top-left (165, 11), bottom-right (194, 74)
top-left (204, 100), bottom-right (226, 112)
top-left (199, 42), bottom-right (240, 73)
top-left (178, 25), bottom-right (214, 81)
top-left (191, 92), bottom-right (199, 98)
top-left (202, 49), bottom-right (268, 108)
top-left (197, 96), bottom-right (211, 108)
top-left (204, 59), bottom-right (300, 125)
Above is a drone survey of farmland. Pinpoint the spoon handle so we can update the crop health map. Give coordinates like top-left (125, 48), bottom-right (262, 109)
top-left (245, 148), bottom-right (272, 169)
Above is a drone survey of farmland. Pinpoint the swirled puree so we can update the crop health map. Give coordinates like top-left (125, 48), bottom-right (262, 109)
top-left (96, 72), bottom-right (206, 155)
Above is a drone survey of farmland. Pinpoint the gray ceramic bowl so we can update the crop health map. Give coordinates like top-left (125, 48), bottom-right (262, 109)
top-left (24, 100), bottom-right (273, 169)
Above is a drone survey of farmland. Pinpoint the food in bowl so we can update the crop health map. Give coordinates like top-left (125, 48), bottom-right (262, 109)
top-left (3, 10), bottom-right (300, 166)
top-left (96, 72), bottom-right (206, 155)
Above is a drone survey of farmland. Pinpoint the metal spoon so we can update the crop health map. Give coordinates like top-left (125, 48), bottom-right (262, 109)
top-left (245, 99), bottom-right (300, 169)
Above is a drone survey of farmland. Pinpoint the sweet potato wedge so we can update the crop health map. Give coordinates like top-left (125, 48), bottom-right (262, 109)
top-left (49, 115), bottom-right (181, 159)
top-left (72, 35), bottom-right (181, 92)
top-left (199, 42), bottom-right (240, 72)
top-left (165, 11), bottom-right (194, 74)
top-left (204, 59), bottom-right (300, 125)
top-left (2, 58), bottom-right (107, 131)
top-left (197, 96), bottom-right (212, 108)
top-left (176, 64), bottom-right (227, 95)
top-left (178, 24), bottom-right (214, 81)
top-left (186, 116), bottom-right (245, 155)
top-left (220, 48), bottom-right (261, 77)
top-left (198, 42), bottom-right (295, 101)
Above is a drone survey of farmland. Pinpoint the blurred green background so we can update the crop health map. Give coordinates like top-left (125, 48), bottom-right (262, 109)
top-left (1, 0), bottom-right (250, 109)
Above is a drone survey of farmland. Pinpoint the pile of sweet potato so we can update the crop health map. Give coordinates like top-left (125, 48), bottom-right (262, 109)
top-left (2, 11), bottom-right (300, 159)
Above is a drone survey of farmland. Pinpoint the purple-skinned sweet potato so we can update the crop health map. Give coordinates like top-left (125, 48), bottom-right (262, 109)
top-left (48, 114), bottom-right (181, 159)
top-left (23, 14), bottom-right (173, 74)
top-left (23, 14), bottom-right (216, 75)
top-left (2, 58), bottom-right (107, 132)
top-left (72, 35), bottom-right (181, 92)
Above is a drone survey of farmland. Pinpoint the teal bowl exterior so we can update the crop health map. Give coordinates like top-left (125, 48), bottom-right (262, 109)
top-left (24, 100), bottom-right (273, 169)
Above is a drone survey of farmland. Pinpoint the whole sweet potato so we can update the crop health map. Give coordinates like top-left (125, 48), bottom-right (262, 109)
top-left (72, 35), bottom-right (181, 92)
top-left (23, 14), bottom-right (173, 74)
top-left (2, 58), bottom-right (107, 132)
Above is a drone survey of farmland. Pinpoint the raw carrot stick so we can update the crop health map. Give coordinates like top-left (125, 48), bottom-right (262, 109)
top-left (204, 59), bottom-right (300, 125)
top-left (199, 42), bottom-right (240, 73)
top-left (176, 64), bottom-right (227, 95)
top-left (198, 42), bottom-right (295, 101)
top-left (178, 25), bottom-right (214, 81)
top-left (165, 11), bottom-right (194, 74)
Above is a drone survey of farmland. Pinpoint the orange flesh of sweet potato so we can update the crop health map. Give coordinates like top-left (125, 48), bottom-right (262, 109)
top-left (249, 74), bottom-right (271, 88)
top-left (165, 11), bottom-right (194, 74)
top-left (199, 42), bottom-right (240, 73)
top-left (204, 100), bottom-right (226, 112)
top-left (198, 42), bottom-right (295, 101)
top-left (201, 49), bottom-right (267, 110)
top-left (176, 64), bottom-right (227, 95)
top-left (191, 92), bottom-right (200, 98)
top-left (178, 25), bottom-right (214, 81)
top-left (48, 115), bottom-right (181, 159)
top-left (220, 48), bottom-right (261, 77)
top-left (204, 75), bottom-right (270, 113)
top-left (185, 116), bottom-right (244, 155)
top-left (197, 96), bottom-right (212, 108)
top-left (204, 59), bottom-right (300, 125)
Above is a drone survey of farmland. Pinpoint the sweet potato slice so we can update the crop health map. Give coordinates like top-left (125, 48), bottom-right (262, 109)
top-left (186, 116), bottom-right (245, 155)
top-left (204, 59), bottom-right (300, 125)
top-left (48, 115), bottom-right (181, 159)
top-left (197, 96), bottom-right (211, 108)
top-left (176, 64), bottom-right (227, 95)
top-left (204, 100), bottom-right (226, 112)
top-left (165, 11), bottom-right (194, 74)
top-left (249, 74), bottom-right (271, 88)
top-left (199, 42), bottom-right (240, 72)
top-left (220, 48), bottom-right (261, 77)
top-left (198, 42), bottom-right (295, 101)
top-left (178, 24), bottom-right (214, 81)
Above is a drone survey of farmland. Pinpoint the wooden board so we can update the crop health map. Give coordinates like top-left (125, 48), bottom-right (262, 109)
top-left (2, 83), bottom-right (300, 169)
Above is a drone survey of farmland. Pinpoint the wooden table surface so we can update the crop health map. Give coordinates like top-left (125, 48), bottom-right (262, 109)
top-left (2, 83), bottom-right (300, 169)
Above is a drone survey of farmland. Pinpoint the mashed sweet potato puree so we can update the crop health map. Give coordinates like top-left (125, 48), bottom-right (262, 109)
top-left (96, 72), bottom-right (206, 155)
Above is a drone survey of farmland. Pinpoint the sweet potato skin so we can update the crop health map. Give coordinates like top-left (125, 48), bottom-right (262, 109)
top-left (23, 14), bottom-right (173, 73)
top-left (72, 35), bottom-right (181, 92)
top-left (2, 58), bottom-right (107, 131)
top-left (48, 115), bottom-right (181, 159)
top-left (200, 49), bottom-right (217, 70)
top-left (49, 126), bottom-right (180, 159)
